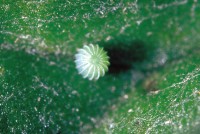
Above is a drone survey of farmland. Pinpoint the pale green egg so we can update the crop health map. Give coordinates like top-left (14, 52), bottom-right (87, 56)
top-left (75, 44), bottom-right (110, 80)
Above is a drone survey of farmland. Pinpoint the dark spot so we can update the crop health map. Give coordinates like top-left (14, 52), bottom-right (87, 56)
top-left (134, 120), bottom-right (141, 126)
top-left (103, 40), bottom-right (149, 74)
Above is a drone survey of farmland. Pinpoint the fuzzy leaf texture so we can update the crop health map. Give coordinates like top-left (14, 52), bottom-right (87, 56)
top-left (0, 0), bottom-right (200, 133)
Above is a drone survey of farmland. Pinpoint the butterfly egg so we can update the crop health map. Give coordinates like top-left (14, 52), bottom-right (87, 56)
top-left (75, 44), bottom-right (110, 80)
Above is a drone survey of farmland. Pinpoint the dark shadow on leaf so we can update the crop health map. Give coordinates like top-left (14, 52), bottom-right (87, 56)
top-left (103, 40), bottom-right (149, 74)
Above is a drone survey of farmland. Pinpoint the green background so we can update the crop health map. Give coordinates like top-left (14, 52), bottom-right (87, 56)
top-left (0, 0), bottom-right (200, 133)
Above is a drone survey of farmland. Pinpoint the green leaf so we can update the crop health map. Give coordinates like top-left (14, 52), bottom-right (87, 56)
top-left (94, 53), bottom-right (200, 134)
top-left (0, 0), bottom-right (200, 133)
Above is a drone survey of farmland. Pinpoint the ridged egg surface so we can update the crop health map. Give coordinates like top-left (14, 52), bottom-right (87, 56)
top-left (75, 44), bottom-right (110, 80)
